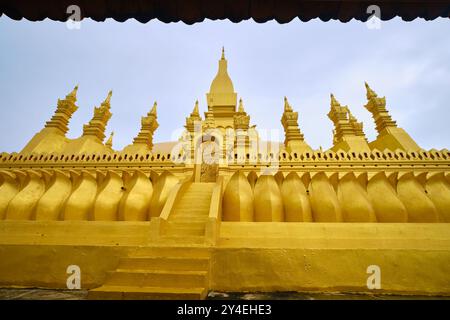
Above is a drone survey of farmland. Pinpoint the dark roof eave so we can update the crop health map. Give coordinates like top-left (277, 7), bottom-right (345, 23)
top-left (0, 0), bottom-right (449, 24)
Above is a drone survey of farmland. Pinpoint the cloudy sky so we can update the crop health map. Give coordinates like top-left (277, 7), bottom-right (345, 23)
top-left (0, 16), bottom-right (449, 153)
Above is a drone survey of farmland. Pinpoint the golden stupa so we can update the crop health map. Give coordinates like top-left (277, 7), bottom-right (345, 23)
top-left (0, 49), bottom-right (449, 299)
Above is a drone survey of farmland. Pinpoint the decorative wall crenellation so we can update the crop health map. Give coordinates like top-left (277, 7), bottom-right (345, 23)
top-left (0, 151), bottom-right (187, 165)
top-left (227, 149), bottom-right (450, 163)
top-left (1, 149), bottom-right (448, 167)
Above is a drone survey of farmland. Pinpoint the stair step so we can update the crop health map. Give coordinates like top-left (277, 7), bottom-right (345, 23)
top-left (180, 192), bottom-right (213, 196)
top-left (167, 222), bottom-right (206, 229)
top-left (175, 209), bottom-right (210, 213)
top-left (170, 216), bottom-right (209, 223)
top-left (180, 192), bottom-right (212, 195)
top-left (165, 228), bottom-right (205, 237)
top-left (172, 208), bottom-right (209, 212)
top-left (157, 236), bottom-right (206, 245)
top-left (189, 183), bottom-right (215, 188)
top-left (107, 270), bottom-right (208, 288)
top-left (88, 285), bottom-right (207, 300)
top-left (185, 192), bottom-right (213, 194)
top-left (119, 257), bottom-right (209, 271)
top-left (182, 191), bottom-right (213, 195)
top-left (178, 198), bottom-right (211, 208)
top-left (166, 225), bottom-right (205, 230)
top-left (176, 200), bottom-right (211, 206)
top-left (172, 211), bottom-right (210, 216)
top-left (130, 247), bottom-right (211, 258)
top-left (181, 191), bottom-right (213, 195)
top-left (175, 203), bottom-right (210, 208)
top-left (169, 212), bottom-right (209, 222)
top-left (172, 208), bottom-right (209, 215)
top-left (176, 203), bottom-right (210, 208)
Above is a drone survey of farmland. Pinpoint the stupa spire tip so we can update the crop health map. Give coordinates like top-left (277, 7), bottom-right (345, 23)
top-left (150, 101), bottom-right (157, 115)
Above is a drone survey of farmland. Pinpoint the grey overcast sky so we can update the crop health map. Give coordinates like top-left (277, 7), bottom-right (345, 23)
top-left (0, 17), bottom-right (449, 153)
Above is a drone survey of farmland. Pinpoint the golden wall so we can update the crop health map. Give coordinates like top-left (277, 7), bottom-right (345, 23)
top-left (0, 221), bottom-right (449, 295)
top-left (1, 149), bottom-right (449, 223)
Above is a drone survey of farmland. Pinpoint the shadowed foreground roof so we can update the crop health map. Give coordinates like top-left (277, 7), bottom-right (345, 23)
top-left (1, 0), bottom-right (449, 24)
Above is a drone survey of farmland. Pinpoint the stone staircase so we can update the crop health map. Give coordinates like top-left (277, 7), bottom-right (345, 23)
top-left (88, 183), bottom-right (215, 300)
top-left (163, 182), bottom-right (215, 241)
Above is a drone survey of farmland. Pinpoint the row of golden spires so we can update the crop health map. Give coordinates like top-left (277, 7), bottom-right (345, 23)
top-left (20, 81), bottom-right (421, 155)
top-left (280, 82), bottom-right (421, 153)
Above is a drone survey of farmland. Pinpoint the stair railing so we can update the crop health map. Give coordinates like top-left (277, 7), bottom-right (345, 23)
top-left (205, 175), bottom-right (224, 245)
top-left (149, 175), bottom-right (193, 241)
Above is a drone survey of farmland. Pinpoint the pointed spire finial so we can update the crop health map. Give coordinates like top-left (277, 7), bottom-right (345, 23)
top-left (238, 98), bottom-right (245, 112)
top-left (67, 85), bottom-right (78, 99)
top-left (193, 100), bottom-right (199, 115)
top-left (103, 90), bottom-right (113, 106)
top-left (284, 96), bottom-right (293, 112)
top-left (106, 131), bottom-right (114, 148)
top-left (150, 101), bottom-right (157, 115)
top-left (221, 46), bottom-right (225, 60)
top-left (365, 82), bottom-right (377, 99)
top-left (330, 93), bottom-right (339, 106)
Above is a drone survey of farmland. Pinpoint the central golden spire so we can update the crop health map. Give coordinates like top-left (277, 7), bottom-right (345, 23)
top-left (205, 48), bottom-right (239, 128)
top-left (209, 47), bottom-right (235, 95)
